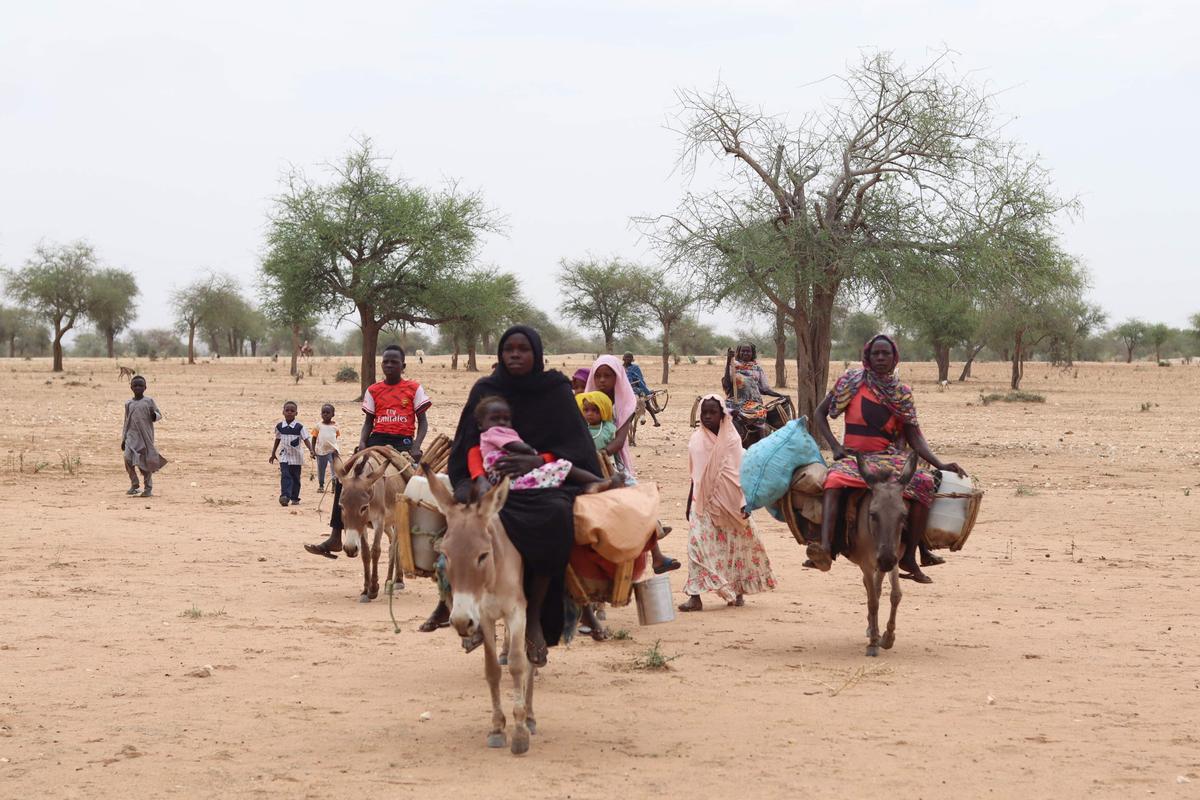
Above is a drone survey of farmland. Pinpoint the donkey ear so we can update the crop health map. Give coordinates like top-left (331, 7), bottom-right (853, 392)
top-left (855, 452), bottom-right (878, 485)
top-left (332, 453), bottom-right (351, 483)
top-left (899, 450), bottom-right (919, 486)
top-left (421, 463), bottom-right (456, 513)
top-left (478, 477), bottom-right (510, 519)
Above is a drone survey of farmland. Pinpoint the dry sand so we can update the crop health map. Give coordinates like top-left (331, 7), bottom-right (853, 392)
top-left (1, 355), bottom-right (1198, 799)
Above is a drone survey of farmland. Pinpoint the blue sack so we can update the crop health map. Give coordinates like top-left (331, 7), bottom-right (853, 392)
top-left (739, 418), bottom-right (826, 521)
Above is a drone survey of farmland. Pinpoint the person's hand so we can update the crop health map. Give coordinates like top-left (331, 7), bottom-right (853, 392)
top-left (939, 461), bottom-right (967, 478)
top-left (726, 348), bottom-right (735, 360)
top-left (269, 454), bottom-right (277, 464)
top-left (603, 442), bottom-right (620, 456)
top-left (741, 505), bottom-right (751, 519)
top-left (493, 453), bottom-right (543, 478)
top-left (409, 448), bottom-right (422, 464)
top-left (119, 440), bottom-right (125, 453)
top-left (831, 445), bottom-right (847, 462)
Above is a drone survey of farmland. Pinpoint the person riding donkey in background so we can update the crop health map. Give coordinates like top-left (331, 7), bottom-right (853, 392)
top-left (622, 352), bottom-right (660, 427)
top-left (270, 401), bottom-right (317, 506)
top-left (303, 344), bottom-right (431, 558)
top-left (121, 375), bottom-right (166, 498)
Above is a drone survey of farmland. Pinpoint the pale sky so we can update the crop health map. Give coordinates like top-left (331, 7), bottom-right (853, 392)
top-left (2, 1), bottom-right (1196, 339)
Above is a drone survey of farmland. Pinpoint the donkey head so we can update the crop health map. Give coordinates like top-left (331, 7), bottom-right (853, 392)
top-left (422, 465), bottom-right (510, 639)
top-left (334, 453), bottom-right (392, 557)
top-left (856, 450), bottom-right (918, 573)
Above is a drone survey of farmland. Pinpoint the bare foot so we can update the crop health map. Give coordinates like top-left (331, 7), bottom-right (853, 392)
top-left (726, 594), bottom-right (744, 607)
top-left (418, 602), bottom-right (450, 632)
top-left (678, 595), bottom-right (702, 612)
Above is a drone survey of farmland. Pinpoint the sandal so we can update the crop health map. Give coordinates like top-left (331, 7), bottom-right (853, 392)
top-left (418, 606), bottom-right (451, 633)
top-left (303, 536), bottom-right (342, 560)
top-left (462, 630), bottom-right (485, 654)
top-left (921, 553), bottom-right (946, 567)
top-left (525, 637), bottom-right (548, 667)
top-left (899, 570), bottom-right (933, 584)
top-left (653, 556), bottom-right (681, 574)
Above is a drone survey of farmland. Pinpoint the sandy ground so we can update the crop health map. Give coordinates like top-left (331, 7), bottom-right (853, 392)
top-left (2, 353), bottom-right (1198, 799)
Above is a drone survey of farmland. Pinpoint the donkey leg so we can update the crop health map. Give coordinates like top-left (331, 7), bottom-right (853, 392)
top-left (506, 607), bottom-right (532, 755)
top-left (367, 522), bottom-right (383, 599)
top-left (481, 619), bottom-right (507, 748)
top-left (358, 538), bottom-right (372, 603)
top-left (881, 568), bottom-right (902, 650)
top-left (863, 568), bottom-right (882, 657)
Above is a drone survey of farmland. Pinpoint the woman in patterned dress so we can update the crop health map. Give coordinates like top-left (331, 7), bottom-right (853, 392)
top-left (806, 334), bottom-right (966, 584)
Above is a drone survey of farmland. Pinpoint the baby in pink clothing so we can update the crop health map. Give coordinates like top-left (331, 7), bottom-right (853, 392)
top-left (470, 396), bottom-right (614, 494)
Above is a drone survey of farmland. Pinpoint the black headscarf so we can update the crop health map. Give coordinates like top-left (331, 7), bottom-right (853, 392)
top-left (449, 325), bottom-right (601, 488)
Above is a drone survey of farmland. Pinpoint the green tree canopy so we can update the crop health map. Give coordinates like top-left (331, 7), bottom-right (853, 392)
top-left (557, 256), bottom-right (648, 353)
top-left (261, 137), bottom-right (498, 394)
top-left (1113, 319), bottom-right (1148, 363)
top-left (87, 268), bottom-right (139, 359)
top-left (3, 240), bottom-right (98, 371)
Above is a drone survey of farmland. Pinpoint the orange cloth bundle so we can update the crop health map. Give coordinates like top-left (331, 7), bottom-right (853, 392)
top-left (573, 483), bottom-right (659, 563)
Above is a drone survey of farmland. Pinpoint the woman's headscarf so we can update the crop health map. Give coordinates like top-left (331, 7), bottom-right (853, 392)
top-left (575, 390), bottom-right (613, 422)
top-left (449, 325), bottom-right (602, 491)
top-left (827, 333), bottom-right (917, 424)
top-left (689, 394), bottom-right (746, 529)
top-left (584, 354), bottom-right (639, 478)
top-left (572, 367), bottom-right (591, 385)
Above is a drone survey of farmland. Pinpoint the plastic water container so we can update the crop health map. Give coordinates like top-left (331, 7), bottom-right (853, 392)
top-left (403, 474), bottom-right (452, 572)
top-left (926, 470), bottom-right (977, 550)
top-left (633, 575), bottom-right (676, 625)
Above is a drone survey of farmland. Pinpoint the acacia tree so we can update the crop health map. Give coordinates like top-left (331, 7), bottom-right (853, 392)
top-left (557, 257), bottom-right (648, 353)
top-left (261, 244), bottom-right (322, 376)
top-left (1114, 319), bottom-right (1147, 363)
top-left (0, 306), bottom-right (46, 357)
top-left (87, 268), bottom-right (139, 359)
top-left (4, 241), bottom-right (98, 371)
top-left (172, 274), bottom-right (236, 364)
top-left (633, 272), bottom-right (697, 384)
top-left (434, 269), bottom-right (522, 371)
top-left (645, 51), bottom-right (1070, 422)
top-left (262, 138), bottom-right (497, 395)
top-left (1146, 323), bottom-right (1171, 363)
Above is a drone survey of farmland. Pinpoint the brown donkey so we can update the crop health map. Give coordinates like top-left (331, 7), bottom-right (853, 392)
top-left (333, 447), bottom-right (411, 603)
top-left (842, 451), bottom-right (917, 657)
top-left (422, 466), bottom-right (535, 756)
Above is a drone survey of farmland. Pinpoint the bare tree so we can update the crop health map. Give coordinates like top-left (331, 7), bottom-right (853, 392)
top-left (644, 51), bottom-right (1072, 422)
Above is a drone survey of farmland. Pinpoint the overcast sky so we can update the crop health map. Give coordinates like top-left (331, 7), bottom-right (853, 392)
top-left (2, 0), bottom-right (1196, 340)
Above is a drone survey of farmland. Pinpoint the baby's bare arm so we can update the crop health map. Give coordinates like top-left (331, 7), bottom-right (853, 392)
top-left (502, 441), bottom-right (538, 455)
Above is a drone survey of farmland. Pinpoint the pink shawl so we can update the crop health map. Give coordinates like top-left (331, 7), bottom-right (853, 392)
top-left (479, 425), bottom-right (524, 460)
top-left (688, 394), bottom-right (746, 529)
top-left (585, 354), bottom-right (639, 479)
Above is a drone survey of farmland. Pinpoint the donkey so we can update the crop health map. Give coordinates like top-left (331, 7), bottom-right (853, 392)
top-left (422, 466), bottom-right (535, 756)
top-left (841, 451), bottom-right (917, 657)
top-left (333, 446), bottom-right (411, 603)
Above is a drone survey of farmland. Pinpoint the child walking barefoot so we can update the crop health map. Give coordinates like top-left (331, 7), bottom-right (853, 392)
top-left (269, 401), bottom-right (316, 506)
top-left (121, 375), bottom-right (166, 497)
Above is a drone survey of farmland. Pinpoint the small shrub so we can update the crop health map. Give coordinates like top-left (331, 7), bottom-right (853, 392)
top-left (981, 391), bottom-right (1045, 406)
top-left (58, 451), bottom-right (81, 475)
top-left (181, 604), bottom-right (203, 619)
top-left (1158, 360), bottom-right (1170, 367)
top-left (1139, 402), bottom-right (1153, 412)
top-left (1015, 485), bottom-right (1037, 497)
top-left (334, 365), bottom-right (359, 383)
top-left (612, 629), bottom-right (631, 641)
top-left (633, 639), bottom-right (678, 671)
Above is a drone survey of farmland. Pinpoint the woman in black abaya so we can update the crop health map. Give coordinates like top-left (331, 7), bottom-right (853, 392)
top-left (432, 326), bottom-right (601, 666)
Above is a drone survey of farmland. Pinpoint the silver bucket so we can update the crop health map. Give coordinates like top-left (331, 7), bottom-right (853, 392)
top-left (633, 575), bottom-right (676, 626)
top-left (411, 532), bottom-right (438, 573)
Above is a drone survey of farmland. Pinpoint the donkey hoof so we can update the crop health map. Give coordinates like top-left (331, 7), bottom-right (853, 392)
top-left (511, 728), bottom-right (530, 755)
top-left (865, 644), bottom-right (879, 657)
top-left (487, 732), bottom-right (507, 749)
top-left (358, 593), bottom-right (371, 603)
top-left (368, 586), bottom-right (380, 600)
top-left (881, 631), bottom-right (895, 650)
top-left (526, 719), bottom-right (537, 736)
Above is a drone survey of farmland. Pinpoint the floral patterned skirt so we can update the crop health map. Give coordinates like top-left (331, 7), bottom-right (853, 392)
top-left (683, 511), bottom-right (776, 600)
top-left (823, 450), bottom-right (936, 506)
top-left (484, 450), bottom-right (573, 491)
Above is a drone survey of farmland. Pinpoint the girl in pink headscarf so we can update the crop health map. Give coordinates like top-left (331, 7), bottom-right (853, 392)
top-left (586, 354), bottom-right (681, 574)
top-left (678, 395), bottom-right (776, 611)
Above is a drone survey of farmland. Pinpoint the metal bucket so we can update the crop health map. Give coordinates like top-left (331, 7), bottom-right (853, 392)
top-left (633, 575), bottom-right (676, 626)
top-left (411, 532), bottom-right (438, 573)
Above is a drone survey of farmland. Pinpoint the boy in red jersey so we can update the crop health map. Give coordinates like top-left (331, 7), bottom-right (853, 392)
top-left (304, 344), bottom-right (430, 559)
